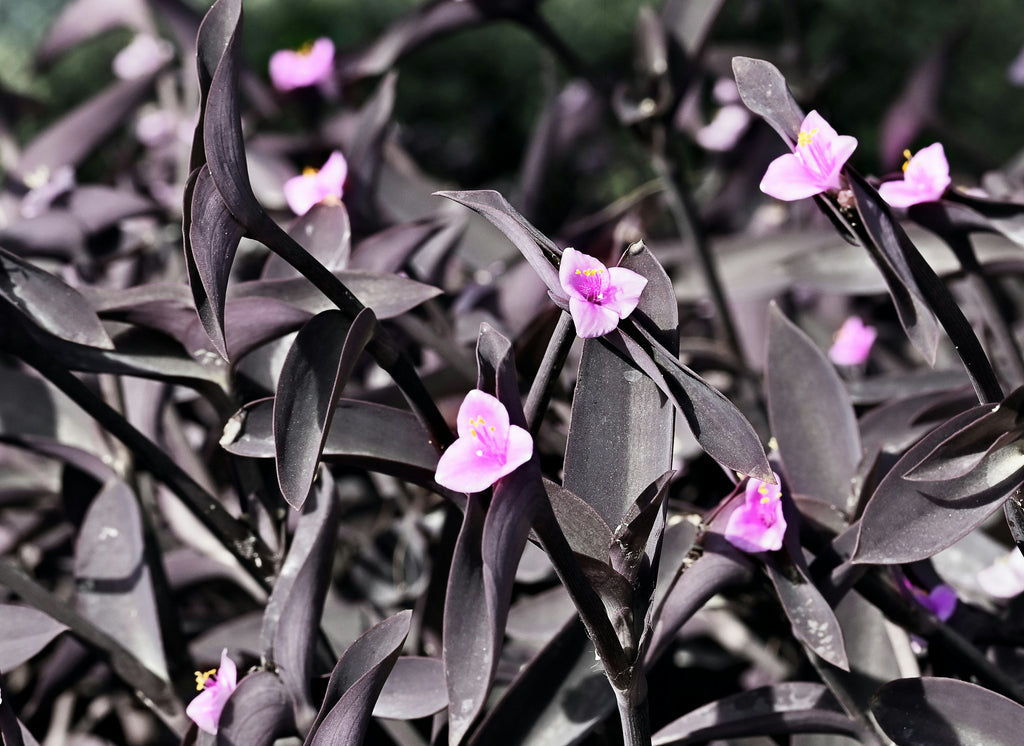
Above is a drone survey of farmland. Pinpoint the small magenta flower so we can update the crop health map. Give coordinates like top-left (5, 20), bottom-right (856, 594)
top-left (903, 578), bottom-right (957, 621)
top-left (760, 110), bottom-right (858, 201)
top-left (269, 38), bottom-right (335, 92)
top-left (978, 549), bottom-right (1024, 599)
top-left (828, 316), bottom-right (877, 366)
top-left (878, 143), bottom-right (951, 208)
top-left (558, 247), bottom-right (648, 338)
top-left (724, 473), bottom-right (787, 553)
top-left (434, 390), bottom-right (533, 493)
top-left (284, 151), bottom-right (347, 216)
top-left (186, 649), bottom-right (238, 735)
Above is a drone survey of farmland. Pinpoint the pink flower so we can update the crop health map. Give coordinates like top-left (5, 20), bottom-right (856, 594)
top-left (284, 151), bottom-right (347, 216)
top-left (903, 578), bottom-right (957, 621)
top-left (978, 548), bottom-right (1024, 599)
top-left (878, 143), bottom-right (950, 208)
top-left (760, 110), bottom-right (858, 201)
top-left (186, 649), bottom-right (238, 735)
top-left (112, 34), bottom-right (173, 80)
top-left (558, 247), bottom-right (648, 338)
top-left (269, 38), bottom-right (335, 92)
top-left (434, 390), bottom-right (533, 493)
top-left (724, 474), bottom-right (787, 553)
top-left (828, 316), bottom-right (877, 366)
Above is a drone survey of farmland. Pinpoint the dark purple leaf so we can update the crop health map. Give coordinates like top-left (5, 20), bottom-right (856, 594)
top-left (651, 683), bottom-right (856, 745)
top-left (0, 247), bottom-right (113, 349)
top-left (847, 172), bottom-right (942, 365)
top-left (853, 403), bottom-right (1024, 564)
top-left (371, 657), bottom-right (447, 720)
top-left (767, 303), bottom-right (860, 514)
top-left (15, 76), bottom-right (156, 178)
top-left (0, 605), bottom-right (68, 672)
top-left (436, 190), bottom-right (561, 296)
top-left (216, 672), bottom-right (295, 746)
top-left (65, 186), bottom-right (157, 235)
top-left (230, 271), bottom-right (442, 320)
top-left (731, 56), bottom-right (804, 144)
top-left (663, 0), bottom-right (727, 56)
top-left (221, 398), bottom-right (439, 488)
top-left (0, 211), bottom-right (86, 261)
top-left (468, 618), bottom-right (613, 746)
top-left (346, 72), bottom-right (396, 218)
top-left (306, 610), bottom-right (412, 746)
top-left (74, 479), bottom-right (167, 679)
top-left (0, 694), bottom-right (40, 746)
top-left (184, 166), bottom-right (245, 359)
top-left (564, 244), bottom-right (677, 529)
top-left (765, 550), bottom-right (849, 670)
top-left (184, 297), bottom-right (312, 362)
top-left (544, 479), bottom-right (613, 562)
top-left (274, 308), bottom-right (375, 509)
top-left (872, 677), bottom-right (1024, 746)
top-left (610, 472), bottom-right (672, 589)
top-left (36, 0), bottom-right (154, 64)
top-left (942, 191), bottom-right (1024, 248)
top-left (262, 202), bottom-right (351, 280)
top-left (260, 474), bottom-right (338, 719)
top-left (348, 219), bottom-right (443, 273)
top-left (506, 586), bottom-right (576, 643)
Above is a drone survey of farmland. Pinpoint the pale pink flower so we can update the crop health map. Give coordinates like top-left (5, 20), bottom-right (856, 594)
top-left (760, 110), bottom-right (858, 201)
top-left (978, 548), bottom-right (1024, 599)
top-left (724, 473), bottom-right (787, 553)
top-left (558, 247), bottom-right (648, 338)
top-left (878, 143), bottom-right (951, 208)
top-left (434, 390), bottom-right (533, 493)
top-left (828, 316), bottom-right (877, 366)
top-left (269, 38), bottom-right (335, 92)
top-left (284, 151), bottom-right (347, 216)
top-left (186, 649), bottom-right (238, 735)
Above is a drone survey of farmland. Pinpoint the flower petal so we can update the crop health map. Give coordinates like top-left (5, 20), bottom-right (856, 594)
top-left (455, 390), bottom-right (511, 441)
top-left (926, 585), bottom-right (957, 622)
top-left (559, 247), bottom-right (608, 301)
top-left (319, 151), bottom-right (348, 196)
top-left (434, 437), bottom-right (506, 493)
top-left (878, 179), bottom-right (929, 208)
top-left (568, 296), bottom-right (620, 338)
top-left (801, 110), bottom-right (838, 143)
top-left (218, 648), bottom-right (237, 688)
top-left (186, 689), bottom-right (222, 735)
top-left (503, 425), bottom-right (534, 475)
top-left (284, 174), bottom-right (323, 216)
top-left (823, 134), bottom-right (858, 187)
top-left (604, 267), bottom-right (648, 319)
top-left (760, 152), bottom-right (828, 201)
top-left (723, 501), bottom-right (785, 553)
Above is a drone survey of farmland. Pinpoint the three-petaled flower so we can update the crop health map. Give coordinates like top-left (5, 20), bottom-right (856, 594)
top-left (558, 247), bottom-right (648, 338)
top-left (828, 316), bottom-right (877, 366)
top-left (186, 649), bottom-right (238, 735)
top-left (760, 110), bottom-right (858, 201)
top-left (434, 390), bottom-right (533, 494)
top-left (724, 473), bottom-right (787, 553)
top-left (269, 38), bottom-right (335, 92)
top-left (878, 143), bottom-right (950, 208)
top-left (284, 151), bottom-right (348, 216)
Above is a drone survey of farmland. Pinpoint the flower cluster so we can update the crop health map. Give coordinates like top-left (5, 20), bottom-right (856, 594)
top-left (724, 473), bottom-right (787, 553)
top-left (434, 390), bottom-right (534, 494)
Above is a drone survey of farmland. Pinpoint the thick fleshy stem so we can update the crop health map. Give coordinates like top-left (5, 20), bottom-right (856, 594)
top-left (615, 683), bottom-right (652, 746)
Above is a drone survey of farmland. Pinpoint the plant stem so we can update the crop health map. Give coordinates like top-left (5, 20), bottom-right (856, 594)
top-left (524, 311), bottom-right (576, 435)
top-left (615, 684), bottom-right (652, 746)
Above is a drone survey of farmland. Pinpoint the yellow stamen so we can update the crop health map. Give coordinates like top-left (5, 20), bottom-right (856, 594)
top-left (797, 128), bottom-right (819, 147)
top-left (760, 496), bottom-right (771, 505)
top-left (302, 166), bottom-right (319, 177)
top-left (902, 149), bottom-right (913, 172)
top-left (574, 268), bottom-right (604, 277)
top-left (298, 41), bottom-right (315, 56)
top-left (758, 484), bottom-right (769, 495)
top-left (195, 668), bottom-right (217, 691)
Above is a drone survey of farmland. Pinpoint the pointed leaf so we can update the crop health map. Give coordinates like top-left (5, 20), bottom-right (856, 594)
top-left (372, 657), bottom-right (447, 720)
top-left (262, 202), bottom-right (351, 280)
top-left (767, 304), bottom-right (860, 514)
top-left (436, 190), bottom-right (560, 295)
top-left (872, 677), bottom-right (1024, 746)
top-left (652, 683), bottom-right (855, 745)
top-left (854, 403), bottom-right (1024, 564)
top-left (306, 610), bottom-right (412, 746)
top-left (221, 398), bottom-right (439, 487)
top-left (188, 297), bottom-right (312, 362)
top-left (0, 247), bottom-right (113, 349)
top-left (184, 166), bottom-right (245, 359)
top-left (260, 474), bottom-right (338, 713)
top-left (74, 479), bottom-right (167, 679)
top-left (349, 219), bottom-right (443, 273)
top-left (36, 0), bottom-right (154, 64)
top-left (0, 211), bottom-right (86, 261)
top-left (0, 605), bottom-right (68, 672)
top-left (544, 479), bottom-right (613, 562)
top-left (274, 308), bottom-right (375, 509)
top-left (216, 671), bottom-right (295, 746)
top-left (731, 56), bottom-right (804, 144)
